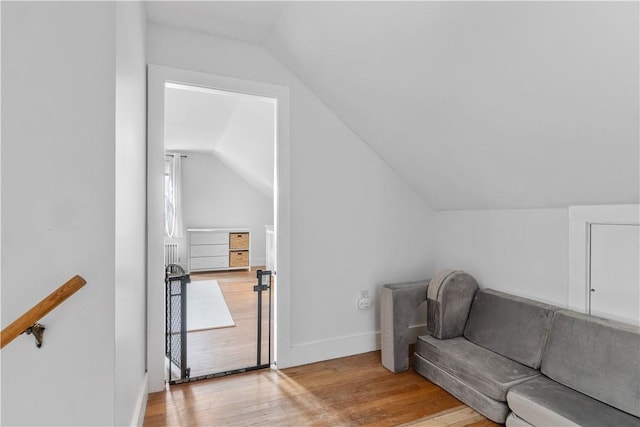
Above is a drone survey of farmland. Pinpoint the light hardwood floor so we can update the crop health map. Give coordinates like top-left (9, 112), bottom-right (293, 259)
top-left (186, 267), bottom-right (271, 377)
top-left (146, 350), bottom-right (500, 427)
top-left (152, 269), bottom-right (500, 426)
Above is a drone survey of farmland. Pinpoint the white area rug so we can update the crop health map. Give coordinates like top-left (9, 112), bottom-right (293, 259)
top-left (187, 280), bottom-right (235, 332)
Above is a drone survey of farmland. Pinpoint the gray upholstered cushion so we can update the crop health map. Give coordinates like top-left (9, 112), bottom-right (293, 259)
top-left (463, 289), bottom-right (557, 369)
top-left (508, 376), bottom-right (640, 427)
top-left (415, 335), bottom-right (540, 401)
top-left (426, 270), bottom-right (478, 339)
top-left (414, 352), bottom-right (510, 424)
top-left (505, 413), bottom-right (534, 427)
top-left (541, 309), bottom-right (640, 417)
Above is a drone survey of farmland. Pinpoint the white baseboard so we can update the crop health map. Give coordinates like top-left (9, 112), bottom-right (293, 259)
top-left (278, 325), bottom-right (427, 369)
top-left (131, 372), bottom-right (149, 427)
top-left (282, 331), bottom-right (378, 368)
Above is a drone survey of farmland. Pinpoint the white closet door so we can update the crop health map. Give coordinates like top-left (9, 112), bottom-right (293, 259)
top-left (590, 224), bottom-right (640, 324)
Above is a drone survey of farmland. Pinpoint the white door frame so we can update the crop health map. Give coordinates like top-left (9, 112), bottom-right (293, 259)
top-left (146, 65), bottom-right (291, 392)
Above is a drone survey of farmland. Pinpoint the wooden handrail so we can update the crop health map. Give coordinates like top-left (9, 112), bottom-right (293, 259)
top-left (0, 275), bottom-right (87, 349)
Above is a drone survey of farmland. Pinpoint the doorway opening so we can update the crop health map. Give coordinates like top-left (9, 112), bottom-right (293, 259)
top-left (147, 66), bottom-right (290, 391)
top-left (164, 82), bottom-right (276, 381)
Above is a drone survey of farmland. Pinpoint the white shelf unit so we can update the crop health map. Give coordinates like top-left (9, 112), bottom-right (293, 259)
top-left (188, 228), bottom-right (251, 272)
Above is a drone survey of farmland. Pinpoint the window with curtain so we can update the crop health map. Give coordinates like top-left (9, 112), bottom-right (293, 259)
top-left (164, 153), bottom-right (184, 238)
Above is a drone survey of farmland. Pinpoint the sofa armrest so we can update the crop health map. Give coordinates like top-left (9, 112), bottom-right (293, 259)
top-left (381, 280), bottom-right (429, 373)
top-left (427, 270), bottom-right (479, 339)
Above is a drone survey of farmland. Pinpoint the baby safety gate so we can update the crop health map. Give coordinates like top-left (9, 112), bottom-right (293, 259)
top-left (165, 264), bottom-right (190, 383)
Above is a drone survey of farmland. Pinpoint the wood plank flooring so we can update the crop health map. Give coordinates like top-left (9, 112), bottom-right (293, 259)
top-left (145, 350), bottom-right (501, 427)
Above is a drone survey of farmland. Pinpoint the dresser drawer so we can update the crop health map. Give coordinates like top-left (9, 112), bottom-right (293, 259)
top-left (229, 232), bottom-right (249, 250)
top-left (190, 244), bottom-right (228, 257)
top-left (229, 250), bottom-right (249, 267)
top-left (190, 232), bottom-right (229, 245)
top-left (190, 256), bottom-right (229, 270)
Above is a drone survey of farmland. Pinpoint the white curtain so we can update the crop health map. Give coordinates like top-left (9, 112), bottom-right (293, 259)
top-left (172, 154), bottom-right (184, 238)
top-left (165, 153), bottom-right (184, 238)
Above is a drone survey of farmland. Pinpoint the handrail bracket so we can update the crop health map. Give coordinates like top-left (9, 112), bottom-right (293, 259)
top-left (1, 275), bottom-right (86, 350)
top-left (23, 323), bottom-right (46, 348)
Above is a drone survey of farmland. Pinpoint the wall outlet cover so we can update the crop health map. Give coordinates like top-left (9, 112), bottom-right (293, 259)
top-left (357, 297), bottom-right (373, 310)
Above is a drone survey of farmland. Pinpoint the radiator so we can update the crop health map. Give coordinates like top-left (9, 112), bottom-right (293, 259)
top-left (164, 243), bottom-right (180, 266)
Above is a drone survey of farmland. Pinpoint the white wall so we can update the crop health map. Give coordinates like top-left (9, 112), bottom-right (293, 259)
top-left (1, 3), bottom-right (147, 425)
top-left (171, 152), bottom-right (273, 267)
top-left (1, 3), bottom-right (116, 425)
top-left (434, 209), bottom-right (569, 306)
top-left (115, 2), bottom-right (147, 426)
top-left (147, 23), bottom-right (435, 369)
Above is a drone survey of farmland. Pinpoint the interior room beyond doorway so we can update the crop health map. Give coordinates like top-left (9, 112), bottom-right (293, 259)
top-left (163, 82), bottom-right (277, 380)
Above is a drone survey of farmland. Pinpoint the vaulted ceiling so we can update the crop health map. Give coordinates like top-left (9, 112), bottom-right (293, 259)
top-left (164, 83), bottom-right (275, 198)
top-left (146, 1), bottom-right (639, 210)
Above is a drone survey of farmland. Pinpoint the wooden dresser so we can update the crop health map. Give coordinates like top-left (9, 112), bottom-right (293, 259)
top-left (187, 228), bottom-right (251, 272)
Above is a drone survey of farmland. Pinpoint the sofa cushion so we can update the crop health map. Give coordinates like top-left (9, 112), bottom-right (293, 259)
top-left (415, 335), bottom-right (540, 401)
top-left (505, 413), bottom-right (534, 427)
top-left (414, 352), bottom-right (510, 424)
top-left (507, 376), bottom-right (640, 427)
top-left (463, 289), bottom-right (557, 369)
top-left (541, 309), bottom-right (640, 417)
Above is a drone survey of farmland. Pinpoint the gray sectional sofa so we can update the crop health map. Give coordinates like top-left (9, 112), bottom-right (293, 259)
top-left (380, 270), bottom-right (640, 426)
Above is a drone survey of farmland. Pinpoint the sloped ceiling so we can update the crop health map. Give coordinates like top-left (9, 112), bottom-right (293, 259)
top-left (165, 83), bottom-right (239, 152)
top-left (165, 83), bottom-right (275, 198)
top-left (146, 1), bottom-right (639, 210)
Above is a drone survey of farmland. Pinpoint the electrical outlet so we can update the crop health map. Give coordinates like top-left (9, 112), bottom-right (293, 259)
top-left (357, 290), bottom-right (373, 310)
top-left (357, 297), bottom-right (373, 310)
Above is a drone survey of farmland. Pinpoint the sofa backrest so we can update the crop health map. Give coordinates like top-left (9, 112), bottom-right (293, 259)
top-left (541, 310), bottom-right (640, 417)
top-left (463, 289), bottom-right (557, 369)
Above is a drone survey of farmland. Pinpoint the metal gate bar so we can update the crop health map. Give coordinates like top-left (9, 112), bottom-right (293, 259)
top-left (254, 269), bottom-right (272, 368)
